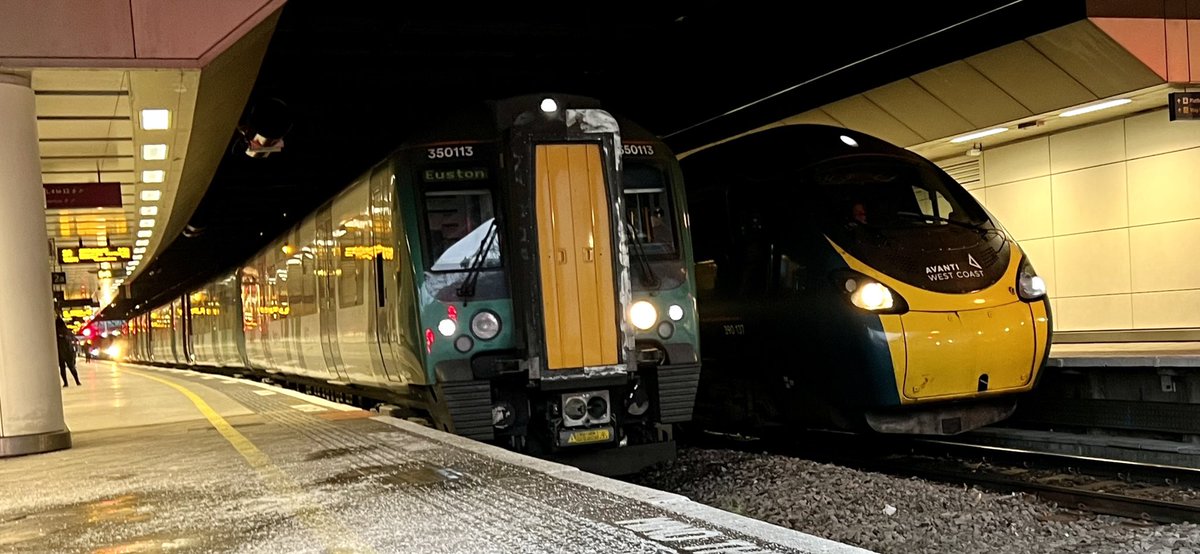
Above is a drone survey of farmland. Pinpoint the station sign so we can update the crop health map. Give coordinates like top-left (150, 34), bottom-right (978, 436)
top-left (58, 245), bottom-right (132, 264)
top-left (44, 182), bottom-right (123, 209)
top-left (1169, 92), bottom-right (1200, 121)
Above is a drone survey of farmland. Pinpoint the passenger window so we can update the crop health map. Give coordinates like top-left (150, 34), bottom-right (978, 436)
top-left (288, 250), bottom-right (316, 317)
top-left (269, 258), bottom-right (289, 320)
top-left (336, 221), bottom-right (366, 308)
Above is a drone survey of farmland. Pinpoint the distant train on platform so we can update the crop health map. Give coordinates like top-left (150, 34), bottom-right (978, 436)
top-left (680, 124), bottom-right (1052, 436)
top-left (119, 94), bottom-right (701, 475)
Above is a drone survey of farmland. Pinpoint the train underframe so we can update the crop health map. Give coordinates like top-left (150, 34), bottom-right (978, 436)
top-left (427, 351), bottom-right (700, 476)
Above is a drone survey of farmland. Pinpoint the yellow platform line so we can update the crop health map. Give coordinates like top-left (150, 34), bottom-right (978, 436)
top-left (120, 366), bottom-right (375, 553)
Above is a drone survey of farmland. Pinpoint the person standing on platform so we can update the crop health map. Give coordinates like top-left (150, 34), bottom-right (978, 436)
top-left (55, 315), bottom-right (81, 387)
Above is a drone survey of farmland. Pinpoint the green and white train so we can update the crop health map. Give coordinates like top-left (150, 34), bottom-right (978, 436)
top-left (123, 94), bottom-right (701, 475)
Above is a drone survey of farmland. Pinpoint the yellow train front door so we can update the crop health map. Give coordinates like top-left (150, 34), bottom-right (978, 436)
top-left (534, 144), bottom-right (619, 370)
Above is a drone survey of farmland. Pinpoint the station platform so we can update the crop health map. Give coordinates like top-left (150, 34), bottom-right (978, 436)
top-left (0, 360), bottom-right (870, 554)
top-left (1048, 341), bottom-right (1200, 368)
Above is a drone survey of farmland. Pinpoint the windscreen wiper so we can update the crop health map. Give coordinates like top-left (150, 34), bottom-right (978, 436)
top-left (626, 223), bottom-right (660, 289)
top-left (457, 220), bottom-right (499, 301)
top-left (893, 211), bottom-right (1002, 238)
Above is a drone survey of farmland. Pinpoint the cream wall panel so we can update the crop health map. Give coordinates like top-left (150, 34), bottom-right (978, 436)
top-left (982, 137), bottom-right (1049, 186)
top-left (1016, 238), bottom-right (1056, 298)
top-left (983, 177), bottom-right (1052, 240)
top-left (1132, 290), bottom-right (1200, 329)
top-left (1053, 229), bottom-right (1130, 297)
top-left (1125, 108), bottom-right (1200, 160)
top-left (1127, 148), bottom-right (1200, 226)
top-left (1048, 120), bottom-right (1125, 174)
top-left (1055, 295), bottom-right (1132, 331)
top-left (1050, 163), bottom-right (1127, 236)
top-left (1128, 219), bottom-right (1200, 292)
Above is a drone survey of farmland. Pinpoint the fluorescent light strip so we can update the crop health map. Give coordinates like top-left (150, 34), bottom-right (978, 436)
top-left (142, 144), bottom-right (167, 161)
top-left (949, 127), bottom-right (1008, 144)
top-left (1059, 98), bottom-right (1132, 117)
top-left (140, 109), bottom-right (170, 130)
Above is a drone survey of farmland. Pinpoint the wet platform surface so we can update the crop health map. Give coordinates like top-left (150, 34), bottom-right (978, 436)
top-left (1049, 342), bottom-right (1200, 367)
top-left (0, 360), bottom-right (870, 553)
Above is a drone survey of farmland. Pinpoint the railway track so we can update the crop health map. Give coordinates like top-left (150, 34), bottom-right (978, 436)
top-left (680, 426), bottom-right (1200, 524)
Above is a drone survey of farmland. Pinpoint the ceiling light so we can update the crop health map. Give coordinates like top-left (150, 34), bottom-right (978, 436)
top-left (135, 239), bottom-right (149, 247)
top-left (140, 109), bottom-right (170, 130)
top-left (1059, 98), bottom-right (1132, 117)
top-left (140, 189), bottom-right (162, 201)
top-left (140, 206), bottom-right (158, 216)
top-left (133, 247), bottom-right (146, 254)
top-left (142, 144), bottom-right (168, 160)
top-left (137, 230), bottom-right (153, 238)
top-left (132, 254), bottom-right (143, 261)
top-left (139, 219), bottom-right (155, 228)
top-left (949, 128), bottom-right (1008, 143)
top-left (142, 170), bottom-right (165, 183)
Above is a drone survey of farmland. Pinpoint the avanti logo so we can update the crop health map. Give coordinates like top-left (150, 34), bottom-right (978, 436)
top-left (968, 254), bottom-right (982, 269)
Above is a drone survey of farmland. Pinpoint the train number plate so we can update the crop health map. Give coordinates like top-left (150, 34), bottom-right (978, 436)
top-left (565, 428), bottom-right (612, 445)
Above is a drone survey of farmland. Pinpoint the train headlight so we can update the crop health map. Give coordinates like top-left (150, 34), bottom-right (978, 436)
top-left (629, 301), bottom-right (658, 330)
top-left (852, 282), bottom-right (894, 311)
top-left (1017, 259), bottom-right (1047, 301)
top-left (834, 270), bottom-right (908, 314)
top-left (437, 318), bottom-right (457, 337)
top-left (668, 304), bottom-right (684, 321)
top-left (470, 311), bottom-right (501, 340)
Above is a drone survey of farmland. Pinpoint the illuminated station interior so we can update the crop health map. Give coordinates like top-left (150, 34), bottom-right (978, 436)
top-left (7, 2), bottom-right (1200, 553)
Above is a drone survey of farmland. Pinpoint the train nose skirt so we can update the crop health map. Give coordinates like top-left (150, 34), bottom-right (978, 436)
top-left (865, 397), bottom-right (1019, 435)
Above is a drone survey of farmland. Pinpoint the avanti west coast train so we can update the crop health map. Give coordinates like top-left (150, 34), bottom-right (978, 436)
top-left (681, 124), bottom-right (1051, 436)
top-left (125, 94), bottom-right (701, 474)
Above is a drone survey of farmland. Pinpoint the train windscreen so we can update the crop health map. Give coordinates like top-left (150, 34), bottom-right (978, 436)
top-left (622, 160), bottom-right (689, 291)
top-left (623, 161), bottom-right (677, 259)
top-left (424, 190), bottom-right (501, 272)
top-left (803, 156), bottom-right (1011, 294)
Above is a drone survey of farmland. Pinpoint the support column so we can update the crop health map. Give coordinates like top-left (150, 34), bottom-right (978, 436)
top-left (0, 72), bottom-right (71, 457)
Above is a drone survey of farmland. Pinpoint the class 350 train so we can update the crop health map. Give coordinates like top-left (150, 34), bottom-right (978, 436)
top-left (118, 95), bottom-right (702, 476)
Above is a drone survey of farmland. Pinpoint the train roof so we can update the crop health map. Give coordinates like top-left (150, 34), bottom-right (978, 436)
top-left (395, 93), bottom-right (664, 148)
top-left (680, 124), bottom-right (934, 180)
